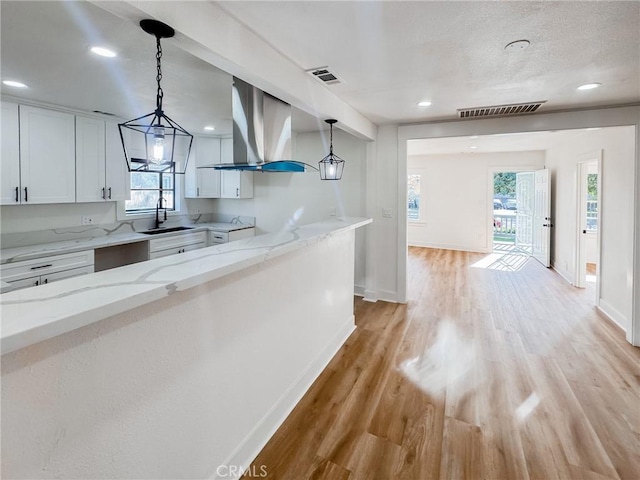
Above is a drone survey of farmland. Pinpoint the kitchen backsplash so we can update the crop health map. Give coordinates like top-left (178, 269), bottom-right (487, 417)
top-left (0, 214), bottom-right (255, 249)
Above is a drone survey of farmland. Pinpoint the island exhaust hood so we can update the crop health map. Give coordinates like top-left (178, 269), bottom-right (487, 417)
top-left (208, 77), bottom-right (316, 173)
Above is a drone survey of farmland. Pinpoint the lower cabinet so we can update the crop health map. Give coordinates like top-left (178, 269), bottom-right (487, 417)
top-left (148, 231), bottom-right (207, 259)
top-left (0, 250), bottom-right (95, 291)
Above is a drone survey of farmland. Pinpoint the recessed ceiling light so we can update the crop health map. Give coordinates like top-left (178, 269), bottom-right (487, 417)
top-left (90, 46), bottom-right (117, 58)
top-left (470, 146), bottom-right (478, 149)
top-left (577, 83), bottom-right (601, 91)
top-left (417, 101), bottom-right (432, 107)
top-left (2, 80), bottom-right (28, 88)
top-left (204, 126), bottom-right (215, 131)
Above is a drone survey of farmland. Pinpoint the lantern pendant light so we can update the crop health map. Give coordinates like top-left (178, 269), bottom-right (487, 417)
top-left (119, 19), bottom-right (193, 174)
top-left (318, 119), bottom-right (345, 180)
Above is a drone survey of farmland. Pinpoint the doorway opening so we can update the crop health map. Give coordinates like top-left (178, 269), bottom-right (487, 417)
top-left (492, 171), bottom-right (533, 255)
top-left (576, 154), bottom-right (601, 302)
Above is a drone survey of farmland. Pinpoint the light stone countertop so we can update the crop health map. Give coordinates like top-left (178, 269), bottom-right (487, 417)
top-left (0, 217), bottom-right (372, 355)
top-left (0, 222), bottom-right (254, 265)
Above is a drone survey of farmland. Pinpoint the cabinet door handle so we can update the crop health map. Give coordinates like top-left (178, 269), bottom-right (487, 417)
top-left (236, 187), bottom-right (239, 197)
top-left (102, 187), bottom-right (106, 200)
top-left (24, 187), bottom-right (28, 202)
top-left (197, 187), bottom-right (200, 197)
top-left (30, 264), bottom-right (52, 270)
top-left (15, 186), bottom-right (19, 202)
top-left (108, 187), bottom-right (112, 199)
top-left (35, 279), bottom-right (39, 286)
top-left (44, 278), bottom-right (48, 284)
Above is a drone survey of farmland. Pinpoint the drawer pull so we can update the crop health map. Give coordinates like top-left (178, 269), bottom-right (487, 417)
top-left (30, 264), bottom-right (53, 270)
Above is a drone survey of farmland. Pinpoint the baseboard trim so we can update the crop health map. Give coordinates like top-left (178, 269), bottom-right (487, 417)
top-left (363, 289), bottom-right (378, 302)
top-left (377, 290), bottom-right (398, 303)
top-left (551, 263), bottom-right (575, 286)
top-left (597, 300), bottom-right (627, 333)
top-left (354, 285), bottom-right (365, 297)
top-left (212, 318), bottom-right (356, 480)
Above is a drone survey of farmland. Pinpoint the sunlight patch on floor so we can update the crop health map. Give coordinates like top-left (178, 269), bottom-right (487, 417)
top-left (471, 252), bottom-right (531, 272)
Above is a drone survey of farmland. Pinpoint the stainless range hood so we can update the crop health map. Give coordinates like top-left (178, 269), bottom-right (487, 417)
top-left (210, 77), bottom-right (316, 173)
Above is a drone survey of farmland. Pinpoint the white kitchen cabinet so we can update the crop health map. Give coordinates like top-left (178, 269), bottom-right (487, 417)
top-left (148, 230), bottom-right (207, 259)
top-left (76, 117), bottom-right (128, 202)
top-left (220, 136), bottom-right (254, 199)
top-left (0, 102), bottom-right (21, 205)
top-left (208, 227), bottom-right (255, 246)
top-left (19, 105), bottom-right (76, 204)
top-left (185, 136), bottom-right (221, 198)
top-left (0, 250), bottom-right (95, 292)
top-left (221, 170), bottom-right (254, 198)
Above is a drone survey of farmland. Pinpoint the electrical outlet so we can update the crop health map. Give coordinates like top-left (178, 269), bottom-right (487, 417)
top-left (81, 215), bottom-right (94, 225)
top-left (382, 208), bottom-right (393, 218)
top-left (329, 207), bottom-right (337, 216)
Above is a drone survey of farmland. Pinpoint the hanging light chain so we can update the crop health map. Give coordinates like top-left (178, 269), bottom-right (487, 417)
top-left (155, 36), bottom-right (164, 110)
top-left (329, 121), bottom-right (334, 156)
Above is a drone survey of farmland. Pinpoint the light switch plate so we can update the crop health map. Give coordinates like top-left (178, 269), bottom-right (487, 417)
top-left (81, 216), bottom-right (94, 225)
top-left (382, 208), bottom-right (393, 218)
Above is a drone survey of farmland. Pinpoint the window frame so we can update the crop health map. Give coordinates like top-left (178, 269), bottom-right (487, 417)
top-left (407, 171), bottom-right (424, 223)
top-left (125, 170), bottom-right (177, 214)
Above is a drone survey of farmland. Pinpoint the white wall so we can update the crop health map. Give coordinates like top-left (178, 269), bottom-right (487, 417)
top-left (407, 151), bottom-right (545, 252)
top-left (212, 129), bottom-right (368, 290)
top-left (546, 126), bottom-right (636, 332)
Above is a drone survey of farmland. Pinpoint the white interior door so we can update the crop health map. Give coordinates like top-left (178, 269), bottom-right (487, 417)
top-left (515, 172), bottom-right (534, 252)
top-left (532, 169), bottom-right (551, 267)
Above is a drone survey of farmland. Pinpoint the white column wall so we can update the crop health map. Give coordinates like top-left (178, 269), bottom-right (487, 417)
top-left (1, 230), bottom-right (358, 479)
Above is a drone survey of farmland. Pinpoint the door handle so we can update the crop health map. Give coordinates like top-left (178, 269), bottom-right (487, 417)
top-left (236, 187), bottom-right (240, 197)
top-left (543, 223), bottom-right (554, 227)
top-left (24, 187), bottom-right (28, 202)
top-left (102, 187), bottom-right (106, 200)
top-left (108, 187), bottom-right (112, 199)
top-left (15, 186), bottom-right (19, 202)
top-left (583, 229), bottom-right (587, 234)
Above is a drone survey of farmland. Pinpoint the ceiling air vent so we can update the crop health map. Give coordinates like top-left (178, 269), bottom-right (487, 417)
top-left (457, 101), bottom-right (546, 118)
top-left (306, 66), bottom-right (342, 85)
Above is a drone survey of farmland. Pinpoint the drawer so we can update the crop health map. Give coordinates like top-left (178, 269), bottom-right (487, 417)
top-left (208, 231), bottom-right (228, 244)
top-left (228, 227), bottom-right (255, 242)
top-left (149, 242), bottom-right (205, 260)
top-left (0, 250), bottom-right (95, 282)
top-left (149, 231), bottom-right (207, 253)
top-left (5, 265), bottom-right (94, 292)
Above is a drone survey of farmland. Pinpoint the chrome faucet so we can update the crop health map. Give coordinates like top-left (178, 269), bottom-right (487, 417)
top-left (155, 197), bottom-right (167, 229)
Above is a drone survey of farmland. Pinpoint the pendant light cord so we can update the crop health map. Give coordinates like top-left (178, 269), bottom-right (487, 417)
top-left (155, 36), bottom-right (164, 111)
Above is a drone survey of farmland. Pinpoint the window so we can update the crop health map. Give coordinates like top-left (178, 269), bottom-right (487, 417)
top-left (408, 174), bottom-right (421, 221)
top-left (125, 171), bottom-right (175, 213)
top-left (586, 173), bottom-right (598, 231)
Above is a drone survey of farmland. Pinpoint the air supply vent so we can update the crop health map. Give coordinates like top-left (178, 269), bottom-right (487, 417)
top-left (457, 101), bottom-right (546, 118)
top-left (306, 66), bottom-right (342, 85)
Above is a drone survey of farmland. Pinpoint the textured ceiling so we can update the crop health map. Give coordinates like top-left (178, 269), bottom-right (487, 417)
top-left (219, 1), bottom-right (640, 124)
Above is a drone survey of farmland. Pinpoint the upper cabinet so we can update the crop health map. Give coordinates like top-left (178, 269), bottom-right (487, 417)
top-left (219, 137), bottom-right (253, 199)
top-left (18, 105), bottom-right (76, 204)
top-left (185, 136), bottom-right (221, 198)
top-left (76, 117), bottom-right (127, 202)
top-left (0, 102), bottom-right (21, 205)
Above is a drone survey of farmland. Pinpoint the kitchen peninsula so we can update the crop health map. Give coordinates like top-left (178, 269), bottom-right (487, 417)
top-left (1, 217), bottom-right (371, 479)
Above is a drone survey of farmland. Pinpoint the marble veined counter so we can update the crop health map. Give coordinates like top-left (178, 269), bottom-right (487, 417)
top-left (0, 222), bottom-right (254, 265)
top-left (0, 217), bottom-right (371, 355)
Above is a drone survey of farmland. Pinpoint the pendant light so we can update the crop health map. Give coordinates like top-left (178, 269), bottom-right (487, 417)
top-left (119, 20), bottom-right (193, 174)
top-left (318, 119), bottom-right (345, 180)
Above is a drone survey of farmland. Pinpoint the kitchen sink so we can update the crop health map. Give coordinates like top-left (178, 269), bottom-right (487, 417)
top-left (140, 226), bottom-right (194, 235)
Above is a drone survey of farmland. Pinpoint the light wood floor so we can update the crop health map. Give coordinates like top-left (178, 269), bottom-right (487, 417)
top-left (244, 248), bottom-right (640, 480)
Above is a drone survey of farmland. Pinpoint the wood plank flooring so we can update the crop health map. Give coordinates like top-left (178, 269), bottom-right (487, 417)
top-left (243, 248), bottom-right (640, 480)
